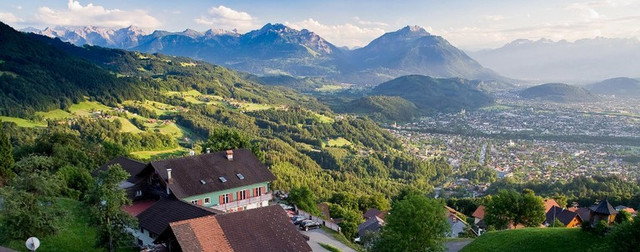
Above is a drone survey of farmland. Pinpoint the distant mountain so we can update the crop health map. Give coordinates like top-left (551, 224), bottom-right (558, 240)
top-left (519, 83), bottom-right (598, 103)
top-left (345, 26), bottom-right (501, 84)
top-left (469, 38), bottom-right (640, 82)
top-left (585, 77), bottom-right (640, 98)
top-left (26, 24), bottom-right (505, 85)
top-left (370, 75), bottom-right (494, 113)
top-left (35, 25), bottom-right (151, 49)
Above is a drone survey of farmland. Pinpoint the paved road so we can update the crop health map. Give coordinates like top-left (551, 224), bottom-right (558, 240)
top-left (303, 228), bottom-right (356, 252)
top-left (445, 240), bottom-right (472, 252)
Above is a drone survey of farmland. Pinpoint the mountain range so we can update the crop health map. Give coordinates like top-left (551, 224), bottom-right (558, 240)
top-left (469, 38), bottom-right (640, 83)
top-left (26, 24), bottom-right (503, 85)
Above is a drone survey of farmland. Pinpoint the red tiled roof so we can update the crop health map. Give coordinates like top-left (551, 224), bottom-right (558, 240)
top-left (473, 205), bottom-right (486, 219)
top-left (216, 205), bottom-right (312, 252)
top-left (169, 216), bottom-right (233, 252)
top-left (122, 200), bottom-right (157, 217)
top-left (160, 205), bottom-right (312, 252)
top-left (544, 199), bottom-right (560, 213)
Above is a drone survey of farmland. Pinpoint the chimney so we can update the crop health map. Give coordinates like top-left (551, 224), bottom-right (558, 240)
top-left (206, 148), bottom-right (211, 154)
top-left (226, 150), bottom-right (234, 161)
top-left (167, 168), bottom-right (173, 184)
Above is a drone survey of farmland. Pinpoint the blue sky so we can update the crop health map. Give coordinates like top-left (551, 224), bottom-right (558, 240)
top-left (1, 0), bottom-right (639, 50)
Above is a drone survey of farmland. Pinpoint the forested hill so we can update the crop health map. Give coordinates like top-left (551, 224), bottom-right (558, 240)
top-left (0, 21), bottom-right (452, 217)
top-left (371, 75), bottom-right (495, 113)
top-left (0, 22), bottom-right (144, 116)
top-left (519, 83), bottom-right (599, 103)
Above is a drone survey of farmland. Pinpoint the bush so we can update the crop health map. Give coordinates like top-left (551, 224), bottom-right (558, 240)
top-left (593, 220), bottom-right (609, 236)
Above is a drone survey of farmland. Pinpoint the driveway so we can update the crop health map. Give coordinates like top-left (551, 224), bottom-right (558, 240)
top-left (303, 228), bottom-right (356, 252)
top-left (445, 240), bottom-right (473, 252)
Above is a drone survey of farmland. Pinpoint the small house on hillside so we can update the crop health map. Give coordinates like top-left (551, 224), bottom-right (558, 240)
top-left (544, 198), bottom-right (560, 212)
top-left (445, 206), bottom-right (470, 238)
top-left (544, 206), bottom-right (582, 228)
top-left (472, 205), bottom-right (486, 226)
top-left (576, 199), bottom-right (618, 226)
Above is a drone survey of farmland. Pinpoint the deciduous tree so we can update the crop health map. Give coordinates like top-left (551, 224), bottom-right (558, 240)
top-left (86, 164), bottom-right (136, 252)
top-left (373, 195), bottom-right (449, 252)
top-left (0, 130), bottom-right (15, 185)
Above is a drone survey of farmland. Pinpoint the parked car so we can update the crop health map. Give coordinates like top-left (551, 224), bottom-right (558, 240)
top-left (299, 220), bottom-right (321, 231)
top-left (279, 203), bottom-right (294, 210)
top-left (292, 215), bottom-right (306, 225)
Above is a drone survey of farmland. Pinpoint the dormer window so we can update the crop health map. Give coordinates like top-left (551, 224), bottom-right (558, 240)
top-left (219, 176), bottom-right (227, 183)
top-left (237, 173), bottom-right (244, 180)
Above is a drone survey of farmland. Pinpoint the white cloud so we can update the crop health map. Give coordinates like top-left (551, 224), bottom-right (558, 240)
top-left (34, 0), bottom-right (160, 28)
top-left (194, 5), bottom-right (254, 32)
top-left (0, 12), bottom-right (23, 24)
top-left (439, 15), bottom-right (640, 50)
top-left (285, 18), bottom-right (386, 48)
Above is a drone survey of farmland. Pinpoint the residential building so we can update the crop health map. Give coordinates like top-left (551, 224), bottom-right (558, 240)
top-left (544, 206), bottom-right (582, 227)
top-left (357, 216), bottom-right (385, 239)
top-left (445, 206), bottom-right (469, 238)
top-left (126, 197), bottom-right (220, 247)
top-left (472, 205), bottom-right (485, 225)
top-left (96, 157), bottom-right (149, 200)
top-left (155, 205), bottom-right (312, 252)
top-left (576, 199), bottom-right (618, 226)
top-left (363, 208), bottom-right (387, 220)
top-left (146, 149), bottom-right (276, 212)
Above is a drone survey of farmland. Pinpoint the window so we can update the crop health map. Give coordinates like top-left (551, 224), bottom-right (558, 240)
top-left (222, 194), bottom-right (230, 204)
top-left (236, 173), bottom-right (245, 180)
top-left (256, 187), bottom-right (263, 196)
top-left (191, 200), bottom-right (198, 205)
top-left (135, 190), bottom-right (142, 197)
top-left (204, 197), bottom-right (210, 204)
top-left (238, 190), bottom-right (247, 200)
top-left (219, 176), bottom-right (227, 183)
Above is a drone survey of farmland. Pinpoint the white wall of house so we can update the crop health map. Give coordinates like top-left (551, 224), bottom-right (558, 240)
top-left (447, 220), bottom-right (467, 238)
top-left (127, 227), bottom-right (155, 247)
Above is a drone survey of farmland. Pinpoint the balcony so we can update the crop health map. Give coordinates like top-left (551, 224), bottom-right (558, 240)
top-left (211, 192), bottom-right (272, 211)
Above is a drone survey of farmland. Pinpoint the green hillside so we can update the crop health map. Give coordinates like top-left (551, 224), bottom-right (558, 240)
top-left (461, 228), bottom-right (607, 252)
top-left (338, 95), bottom-right (421, 122)
top-left (520, 83), bottom-right (599, 103)
top-left (0, 22), bottom-right (143, 117)
top-left (371, 75), bottom-right (494, 113)
top-left (0, 21), bottom-right (451, 203)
